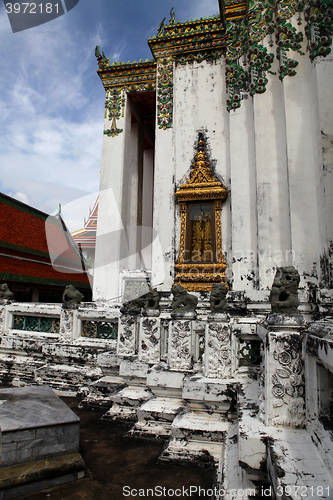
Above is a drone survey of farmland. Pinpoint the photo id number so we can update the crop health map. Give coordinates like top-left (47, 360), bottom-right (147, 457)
top-left (5, 3), bottom-right (59, 14)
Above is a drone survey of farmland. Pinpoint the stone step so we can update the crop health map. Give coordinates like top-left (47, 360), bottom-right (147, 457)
top-left (101, 403), bottom-right (138, 422)
top-left (78, 375), bottom-right (126, 409)
top-left (137, 397), bottom-right (187, 422)
top-left (182, 374), bottom-right (238, 415)
top-left (159, 437), bottom-right (224, 467)
top-left (268, 429), bottom-right (333, 500)
top-left (101, 385), bottom-right (154, 423)
top-left (119, 360), bottom-right (149, 385)
top-left (146, 364), bottom-right (186, 398)
top-left (34, 363), bottom-right (103, 397)
top-left (110, 385), bottom-right (153, 407)
top-left (0, 354), bottom-right (44, 387)
top-left (89, 375), bottom-right (126, 393)
top-left (171, 410), bottom-right (231, 442)
top-left (126, 419), bottom-right (172, 442)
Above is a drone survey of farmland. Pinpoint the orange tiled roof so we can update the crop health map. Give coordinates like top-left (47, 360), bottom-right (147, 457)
top-left (0, 254), bottom-right (90, 287)
top-left (0, 193), bottom-right (90, 287)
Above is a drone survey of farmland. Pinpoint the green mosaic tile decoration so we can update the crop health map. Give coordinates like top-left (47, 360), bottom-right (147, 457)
top-left (95, 1), bottom-right (333, 119)
top-left (13, 315), bottom-right (60, 334)
top-left (81, 320), bottom-right (118, 339)
top-left (157, 58), bottom-right (173, 129)
top-left (104, 88), bottom-right (124, 137)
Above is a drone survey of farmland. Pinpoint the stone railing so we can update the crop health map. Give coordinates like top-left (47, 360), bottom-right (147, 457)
top-left (0, 300), bottom-right (120, 392)
top-left (0, 301), bottom-right (119, 343)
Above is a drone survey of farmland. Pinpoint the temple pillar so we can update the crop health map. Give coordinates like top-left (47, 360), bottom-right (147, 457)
top-left (124, 120), bottom-right (141, 270)
top-left (253, 53), bottom-right (292, 290)
top-left (283, 33), bottom-right (328, 289)
top-left (117, 314), bottom-right (138, 356)
top-left (152, 81), bottom-right (174, 290)
top-left (259, 315), bottom-right (306, 428)
top-left (229, 97), bottom-right (258, 290)
top-left (141, 149), bottom-right (154, 271)
top-left (93, 93), bottom-right (132, 301)
top-left (316, 53), bottom-right (333, 286)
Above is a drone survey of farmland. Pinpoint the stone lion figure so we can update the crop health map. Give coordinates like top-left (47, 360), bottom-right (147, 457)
top-left (144, 285), bottom-right (160, 310)
top-left (122, 289), bottom-right (144, 311)
top-left (270, 266), bottom-right (300, 314)
top-left (171, 284), bottom-right (198, 312)
top-left (62, 285), bottom-right (84, 305)
top-left (210, 283), bottom-right (228, 313)
top-left (0, 283), bottom-right (14, 300)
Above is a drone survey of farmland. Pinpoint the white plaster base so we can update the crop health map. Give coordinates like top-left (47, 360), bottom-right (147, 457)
top-left (102, 385), bottom-right (153, 422)
top-left (138, 317), bottom-right (160, 364)
top-left (117, 315), bottom-right (138, 356)
top-left (127, 396), bottom-right (186, 441)
top-left (204, 320), bottom-right (232, 378)
top-left (168, 320), bottom-right (193, 370)
top-left (159, 437), bottom-right (224, 467)
top-left (267, 429), bottom-right (333, 500)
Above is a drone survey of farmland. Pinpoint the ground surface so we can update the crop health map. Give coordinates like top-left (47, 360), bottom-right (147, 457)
top-left (15, 397), bottom-right (215, 500)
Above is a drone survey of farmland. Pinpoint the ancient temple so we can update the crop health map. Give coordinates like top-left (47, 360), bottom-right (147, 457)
top-left (89, 0), bottom-right (333, 495)
top-left (93, 0), bottom-right (332, 303)
top-left (0, 1), bottom-right (333, 498)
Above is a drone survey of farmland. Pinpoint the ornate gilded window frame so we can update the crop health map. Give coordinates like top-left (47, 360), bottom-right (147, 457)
top-left (175, 133), bottom-right (228, 291)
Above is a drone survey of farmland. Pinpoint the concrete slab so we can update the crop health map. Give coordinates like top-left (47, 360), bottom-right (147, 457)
top-left (0, 453), bottom-right (84, 499)
top-left (0, 386), bottom-right (79, 433)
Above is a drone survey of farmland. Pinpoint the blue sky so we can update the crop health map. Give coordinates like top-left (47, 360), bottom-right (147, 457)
top-left (0, 0), bottom-right (219, 231)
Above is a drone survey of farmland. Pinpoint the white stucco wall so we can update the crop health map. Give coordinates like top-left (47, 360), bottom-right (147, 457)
top-left (95, 31), bottom-right (332, 300)
top-left (316, 52), bottom-right (333, 286)
top-left (93, 93), bottom-right (132, 301)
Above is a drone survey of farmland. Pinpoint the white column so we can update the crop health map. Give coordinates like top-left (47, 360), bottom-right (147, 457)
top-left (141, 149), bottom-right (154, 270)
top-left (230, 97), bottom-right (257, 290)
top-left (123, 121), bottom-right (139, 270)
top-left (139, 315), bottom-right (160, 364)
top-left (117, 315), bottom-right (137, 356)
top-left (316, 53), bottom-right (333, 286)
top-left (93, 93), bottom-right (132, 301)
top-left (253, 54), bottom-right (292, 290)
top-left (283, 35), bottom-right (328, 288)
top-left (172, 59), bottom-right (231, 279)
top-left (152, 122), bottom-right (175, 290)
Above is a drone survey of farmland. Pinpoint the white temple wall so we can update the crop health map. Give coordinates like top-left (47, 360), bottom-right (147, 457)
top-left (124, 121), bottom-right (140, 270)
top-left (152, 126), bottom-right (175, 291)
top-left (229, 98), bottom-right (258, 291)
top-left (253, 67), bottom-right (292, 291)
top-left (93, 94), bottom-right (132, 301)
top-left (141, 149), bottom-right (154, 270)
top-left (94, 30), bottom-right (332, 300)
top-left (172, 59), bottom-right (231, 282)
top-left (316, 53), bottom-right (333, 285)
top-left (283, 47), bottom-right (328, 288)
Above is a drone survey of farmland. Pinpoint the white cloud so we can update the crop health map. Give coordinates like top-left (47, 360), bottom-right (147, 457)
top-left (0, 0), bottom-right (222, 228)
top-left (0, 10), bottom-right (104, 220)
top-left (11, 191), bottom-right (30, 205)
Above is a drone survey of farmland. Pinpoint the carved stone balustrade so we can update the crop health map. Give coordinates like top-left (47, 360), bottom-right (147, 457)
top-left (204, 313), bottom-right (232, 378)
